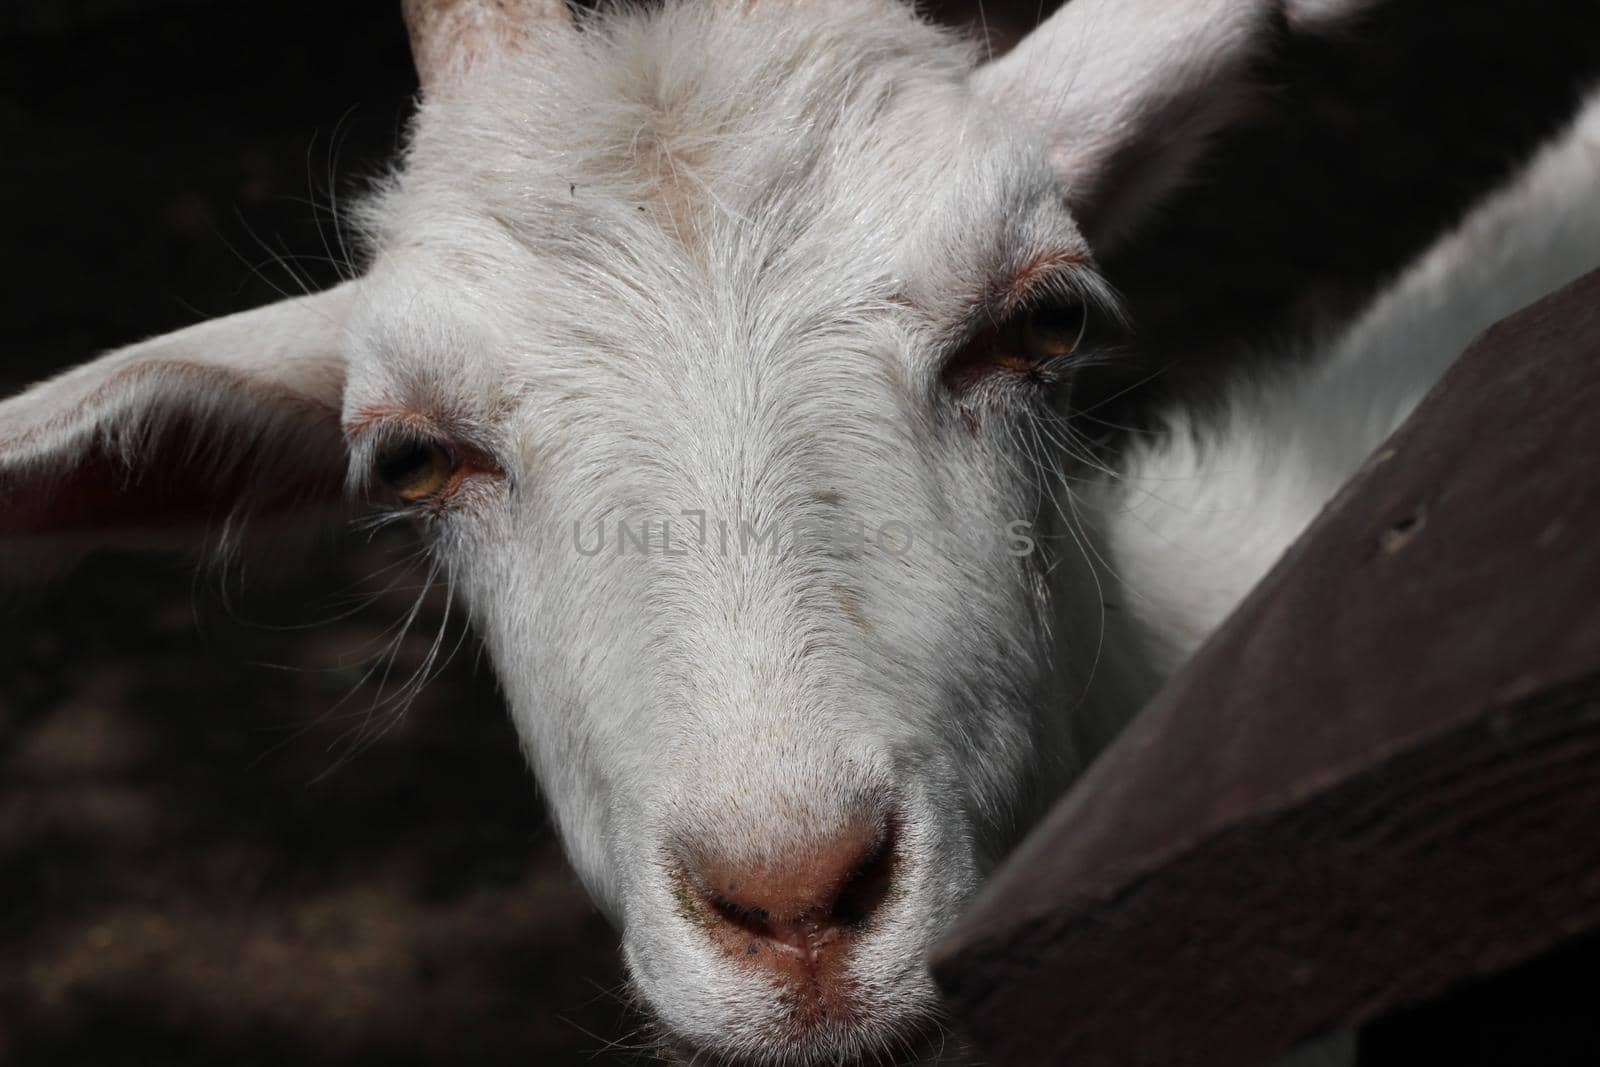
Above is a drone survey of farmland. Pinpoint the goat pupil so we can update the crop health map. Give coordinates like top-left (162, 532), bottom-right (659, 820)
top-left (377, 442), bottom-right (443, 495)
top-left (1021, 302), bottom-right (1083, 359)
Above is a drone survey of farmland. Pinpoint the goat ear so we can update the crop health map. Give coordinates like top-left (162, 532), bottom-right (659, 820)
top-left (973, 0), bottom-right (1281, 251)
top-left (0, 284), bottom-right (356, 559)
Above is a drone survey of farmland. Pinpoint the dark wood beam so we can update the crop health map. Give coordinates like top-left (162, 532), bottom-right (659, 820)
top-left (934, 269), bottom-right (1600, 1067)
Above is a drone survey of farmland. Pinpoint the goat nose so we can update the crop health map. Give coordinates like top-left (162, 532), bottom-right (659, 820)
top-left (679, 815), bottom-right (898, 980)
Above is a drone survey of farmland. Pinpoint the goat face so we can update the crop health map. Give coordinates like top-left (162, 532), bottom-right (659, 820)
top-left (0, 0), bottom-right (1274, 1060)
top-left (351, 8), bottom-right (1103, 1053)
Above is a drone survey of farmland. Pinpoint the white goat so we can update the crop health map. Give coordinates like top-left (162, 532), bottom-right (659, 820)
top-left (3, 1), bottom-right (1598, 1063)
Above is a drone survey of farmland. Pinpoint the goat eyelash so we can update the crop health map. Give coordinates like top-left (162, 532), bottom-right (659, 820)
top-left (938, 254), bottom-right (1127, 396)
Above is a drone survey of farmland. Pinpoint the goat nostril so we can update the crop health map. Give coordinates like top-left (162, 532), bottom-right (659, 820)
top-left (680, 815), bottom-right (899, 967)
top-left (832, 826), bottom-right (896, 932)
top-left (706, 896), bottom-right (778, 944)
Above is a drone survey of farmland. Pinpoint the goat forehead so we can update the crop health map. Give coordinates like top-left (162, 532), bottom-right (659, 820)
top-left (404, 0), bottom-right (979, 199)
top-left (371, 0), bottom-right (1027, 283)
top-left (349, 0), bottom-right (1083, 457)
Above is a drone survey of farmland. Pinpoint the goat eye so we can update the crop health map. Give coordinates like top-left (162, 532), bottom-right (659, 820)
top-left (373, 439), bottom-right (455, 503)
top-left (1018, 302), bottom-right (1085, 361)
top-left (941, 299), bottom-right (1091, 394)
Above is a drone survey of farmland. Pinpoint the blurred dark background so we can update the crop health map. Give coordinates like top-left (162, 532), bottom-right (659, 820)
top-left (1, 1), bottom-right (1598, 1064)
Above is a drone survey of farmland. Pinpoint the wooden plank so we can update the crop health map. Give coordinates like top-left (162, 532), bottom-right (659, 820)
top-left (932, 268), bottom-right (1600, 1067)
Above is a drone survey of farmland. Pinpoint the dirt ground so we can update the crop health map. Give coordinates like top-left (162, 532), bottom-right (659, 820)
top-left (1, 547), bottom-right (638, 1065)
top-left (4, 2), bottom-right (1600, 1065)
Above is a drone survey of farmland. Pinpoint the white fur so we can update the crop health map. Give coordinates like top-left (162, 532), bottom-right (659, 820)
top-left (3, 2), bottom-right (1598, 1063)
